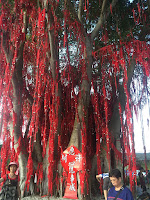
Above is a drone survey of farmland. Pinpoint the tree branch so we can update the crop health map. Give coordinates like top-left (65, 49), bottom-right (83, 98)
top-left (91, 0), bottom-right (118, 41)
top-left (2, 31), bottom-right (13, 64)
top-left (78, 0), bottom-right (84, 22)
top-left (101, 0), bottom-right (108, 17)
top-left (64, 0), bottom-right (86, 37)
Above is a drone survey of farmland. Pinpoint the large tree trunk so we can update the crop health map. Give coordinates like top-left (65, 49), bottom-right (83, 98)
top-left (42, 1), bottom-right (62, 196)
top-left (11, 43), bottom-right (35, 197)
top-left (68, 36), bottom-right (93, 199)
top-left (69, 35), bottom-right (92, 149)
top-left (108, 58), bottom-right (136, 172)
top-left (2, 13), bottom-right (35, 196)
top-left (65, 0), bottom-right (119, 198)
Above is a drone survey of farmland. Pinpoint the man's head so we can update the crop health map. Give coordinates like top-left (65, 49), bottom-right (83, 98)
top-left (109, 169), bottom-right (122, 188)
top-left (139, 167), bottom-right (144, 172)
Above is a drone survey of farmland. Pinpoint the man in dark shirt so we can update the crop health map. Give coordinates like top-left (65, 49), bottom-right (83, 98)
top-left (108, 169), bottom-right (133, 200)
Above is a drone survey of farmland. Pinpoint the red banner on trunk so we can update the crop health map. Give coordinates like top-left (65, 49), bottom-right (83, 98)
top-left (61, 145), bottom-right (82, 199)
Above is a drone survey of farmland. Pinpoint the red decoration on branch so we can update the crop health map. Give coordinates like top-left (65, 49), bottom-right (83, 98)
top-left (110, 4), bottom-right (113, 15)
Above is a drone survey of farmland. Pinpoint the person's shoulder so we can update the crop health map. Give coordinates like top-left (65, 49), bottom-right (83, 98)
top-left (123, 186), bottom-right (134, 198)
top-left (109, 186), bottom-right (115, 192)
top-left (2, 174), bottom-right (7, 179)
top-left (124, 186), bottom-right (132, 192)
top-left (108, 186), bottom-right (116, 197)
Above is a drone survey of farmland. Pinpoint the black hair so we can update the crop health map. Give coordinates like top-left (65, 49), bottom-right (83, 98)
top-left (139, 167), bottom-right (144, 171)
top-left (109, 169), bottom-right (121, 179)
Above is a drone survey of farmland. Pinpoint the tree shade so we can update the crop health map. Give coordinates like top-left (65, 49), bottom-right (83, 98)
top-left (0, 0), bottom-right (150, 198)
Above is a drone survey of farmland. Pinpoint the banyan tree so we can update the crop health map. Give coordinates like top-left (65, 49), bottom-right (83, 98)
top-left (0, 0), bottom-right (150, 198)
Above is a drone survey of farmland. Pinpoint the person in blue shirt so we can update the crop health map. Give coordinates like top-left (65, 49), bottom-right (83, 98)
top-left (107, 168), bottom-right (133, 200)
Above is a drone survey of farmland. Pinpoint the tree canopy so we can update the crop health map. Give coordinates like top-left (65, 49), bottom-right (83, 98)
top-left (0, 0), bottom-right (150, 198)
